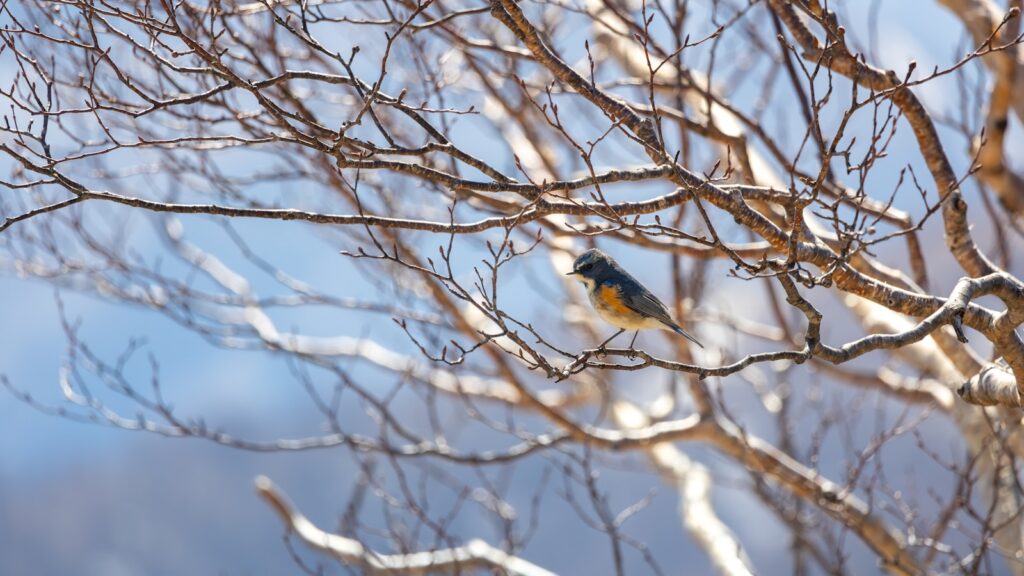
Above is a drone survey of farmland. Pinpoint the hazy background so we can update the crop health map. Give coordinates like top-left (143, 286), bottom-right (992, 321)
top-left (2, 1), bottom-right (1022, 574)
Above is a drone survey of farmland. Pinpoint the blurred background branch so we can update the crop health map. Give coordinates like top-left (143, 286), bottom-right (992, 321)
top-left (3, 0), bottom-right (1024, 574)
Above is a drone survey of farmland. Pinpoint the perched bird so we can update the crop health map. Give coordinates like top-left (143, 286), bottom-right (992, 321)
top-left (566, 248), bottom-right (703, 349)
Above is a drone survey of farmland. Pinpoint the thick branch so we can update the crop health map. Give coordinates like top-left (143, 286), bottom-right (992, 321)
top-left (768, 0), bottom-right (999, 277)
top-left (255, 476), bottom-right (556, 576)
top-left (959, 365), bottom-right (1023, 406)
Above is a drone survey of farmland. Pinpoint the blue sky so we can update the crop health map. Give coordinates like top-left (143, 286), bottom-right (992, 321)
top-left (2, 1), bottom-right (1022, 574)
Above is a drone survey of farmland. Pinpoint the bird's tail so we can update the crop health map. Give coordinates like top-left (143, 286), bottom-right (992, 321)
top-left (669, 323), bottom-right (704, 349)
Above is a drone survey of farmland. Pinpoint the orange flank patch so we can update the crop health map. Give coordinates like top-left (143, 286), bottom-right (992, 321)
top-left (598, 284), bottom-right (633, 316)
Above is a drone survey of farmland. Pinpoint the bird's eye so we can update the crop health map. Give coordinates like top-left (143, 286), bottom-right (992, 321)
top-left (578, 263), bottom-right (593, 272)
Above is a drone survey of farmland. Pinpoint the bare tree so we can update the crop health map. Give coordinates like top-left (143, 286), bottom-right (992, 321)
top-left (3, 0), bottom-right (1024, 574)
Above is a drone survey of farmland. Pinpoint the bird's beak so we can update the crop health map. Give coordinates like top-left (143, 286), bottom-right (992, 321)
top-left (566, 270), bottom-right (577, 276)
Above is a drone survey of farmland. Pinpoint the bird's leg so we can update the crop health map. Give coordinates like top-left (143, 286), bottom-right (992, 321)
top-left (628, 331), bottom-right (639, 350)
top-left (596, 328), bottom-right (625, 356)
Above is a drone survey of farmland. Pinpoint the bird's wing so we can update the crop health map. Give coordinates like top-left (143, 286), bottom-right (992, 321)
top-left (609, 278), bottom-right (704, 347)
top-left (616, 280), bottom-right (677, 328)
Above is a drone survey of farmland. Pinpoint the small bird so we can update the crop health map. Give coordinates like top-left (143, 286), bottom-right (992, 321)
top-left (566, 248), bottom-right (704, 349)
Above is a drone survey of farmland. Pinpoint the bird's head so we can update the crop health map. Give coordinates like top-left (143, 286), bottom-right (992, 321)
top-left (566, 248), bottom-right (614, 286)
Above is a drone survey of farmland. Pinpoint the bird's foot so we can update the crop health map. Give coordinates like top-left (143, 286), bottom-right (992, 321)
top-left (595, 329), bottom-right (625, 357)
top-left (626, 331), bottom-right (639, 358)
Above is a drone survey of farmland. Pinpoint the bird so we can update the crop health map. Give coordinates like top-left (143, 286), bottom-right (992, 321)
top-left (566, 248), bottom-right (704, 349)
